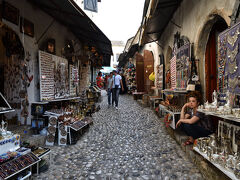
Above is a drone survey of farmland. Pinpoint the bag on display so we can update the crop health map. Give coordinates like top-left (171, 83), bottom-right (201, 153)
top-left (149, 72), bottom-right (155, 81)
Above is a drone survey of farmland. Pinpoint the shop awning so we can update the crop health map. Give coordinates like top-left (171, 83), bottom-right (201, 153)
top-left (118, 44), bottom-right (139, 67)
top-left (27, 0), bottom-right (112, 62)
top-left (141, 0), bottom-right (182, 45)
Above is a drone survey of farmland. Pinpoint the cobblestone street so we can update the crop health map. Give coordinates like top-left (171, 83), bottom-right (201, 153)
top-left (36, 92), bottom-right (203, 180)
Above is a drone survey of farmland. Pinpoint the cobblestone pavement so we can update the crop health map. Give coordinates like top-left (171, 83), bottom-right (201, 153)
top-left (36, 92), bottom-right (203, 180)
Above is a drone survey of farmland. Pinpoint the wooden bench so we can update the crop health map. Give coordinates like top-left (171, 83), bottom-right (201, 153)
top-left (132, 92), bottom-right (146, 100)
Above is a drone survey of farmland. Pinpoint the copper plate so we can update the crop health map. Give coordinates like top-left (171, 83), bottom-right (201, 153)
top-left (60, 138), bottom-right (66, 144)
top-left (61, 130), bottom-right (67, 136)
top-left (59, 124), bottom-right (65, 131)
top-left (49, 117), bottom-right (57, 125)
top-left (47, 134), bottom-right (55, 142)
top-left (48, 126), bottom-right (56, 134)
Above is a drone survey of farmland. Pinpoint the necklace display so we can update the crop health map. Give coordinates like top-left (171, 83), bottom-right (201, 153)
top-left (227, 28), bottom-right (240, 47)
top-left (228, 76), bottom-right (239, 90)
top-left (227, 43), bottom-right (238, 75)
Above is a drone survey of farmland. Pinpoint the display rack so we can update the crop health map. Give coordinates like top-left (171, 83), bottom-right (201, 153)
top-left (193, 146), bottom-right (239, 180)
top-left (163, 89), bottom-right (188, 94)
top-left (197, 109), bottom-right (240, 124)
top-left (160, 89), bottom-right (187, 129)
top-left (0, 92), bottom-right (15, 114)
top-left (0, 152), bottom-right (40, 180)
top-left (159, 104), bottom-right (181, 129)
top-left (34, 148), bottom-right (51, 175)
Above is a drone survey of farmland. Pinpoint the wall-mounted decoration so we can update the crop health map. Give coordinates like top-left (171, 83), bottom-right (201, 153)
top-left (2, 1), bottom-right (19, 25)
top-left (20, 17), bottom-right (34, 37)
top-left (53, 56), bottom-right (69, 99)
top-left (218, 21), bottom-right (240, 94)
top-left (39, 51), bottom-right (55, 101)
top-left (170, 56), bottom-right (177, 89)
top-left (47, 39), bottom-right (55, 54)
top-left (175, 43), bottom-right (191, 89)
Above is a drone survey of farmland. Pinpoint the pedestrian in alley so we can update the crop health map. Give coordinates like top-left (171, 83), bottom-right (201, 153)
top-left (112, 70), bottom-right (124, 109)
top-left (176, 91), bottom-right (213, 145)
top-left (106, 72), bottom-right (113, 108)
top-left (120, 72), bottom-right (127, 94)
top-left (96, 72), bottom-right (104, 88)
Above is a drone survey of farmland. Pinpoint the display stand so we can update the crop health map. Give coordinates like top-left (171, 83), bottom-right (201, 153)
top-left (193, 147), bottom-right (239, 180)
top-left (33, 148), bottom-right (51, 175)
top-left (0, 92), bottom-right (15, 114)
top-left (149, 96), bottom-right (162, 109)
top-left (159, 104), bottom-right (181, 129)
top-left (160, 89), bottom-right (187, 129)
top-left (197, 109), bottom-right (240, 123)
top-left (0, 152), bottom-right (40, 180)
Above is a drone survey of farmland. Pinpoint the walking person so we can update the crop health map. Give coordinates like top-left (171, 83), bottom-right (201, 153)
top-left (106, 72), bottom-right (113, 108)
top-left (96, 72), bottom-right (104, 89)
top-left (120, 72), bottom-right (127, 94)
top-left (112, 70), bottom-right (124, 110)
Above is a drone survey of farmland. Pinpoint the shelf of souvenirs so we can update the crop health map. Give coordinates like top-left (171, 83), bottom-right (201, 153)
top-left (0, 151), bottom-right (40, 179)
top-left (162, 89), bottom-right (188, 94)
top-left (0, 108), bottom-right (15, 114)
top-left (159, 104), bottom-right (181, 115)
top-left (193, 146), bottom-right (239, 180)
top-left (197, 109), bottom-right (240, 123)
top-left (43, 96), bottom-right (81, 103)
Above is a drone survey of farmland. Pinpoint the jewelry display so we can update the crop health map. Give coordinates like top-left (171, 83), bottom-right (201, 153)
top-left (0, 152), bottom-right (39, 179)
top-left (227, 29), bottom-right (240, 48)
top-left (227, 44), bottom-right (238, 75)
top-left (228, 76), bottom-right (239, 90)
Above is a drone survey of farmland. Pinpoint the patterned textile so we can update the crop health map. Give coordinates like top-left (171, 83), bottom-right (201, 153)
top-left (170, 56), bottom-right (177, 89)
top-left (218, 21), bottom-right (240, 94)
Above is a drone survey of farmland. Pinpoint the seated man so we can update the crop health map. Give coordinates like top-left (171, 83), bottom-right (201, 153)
top-left (176, 91), bottom-right (213, 145)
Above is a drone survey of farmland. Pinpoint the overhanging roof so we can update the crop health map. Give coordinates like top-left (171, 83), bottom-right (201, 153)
top-left (142, 0), bottom-right (182, 44)
top-left (28, 0), bottom-right (112, 56)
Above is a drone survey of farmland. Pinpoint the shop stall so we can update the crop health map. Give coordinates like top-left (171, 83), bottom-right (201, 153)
top-left (0, 92), bottom-right (51, 179)
top-left (159, 43), bottom-right (191, 128)
top-left (34, 50), bottom-right (100, 146)
top-left (192, 21), bottom-right (240, 180)
top-left (125, 63), bottom-right (137, 94)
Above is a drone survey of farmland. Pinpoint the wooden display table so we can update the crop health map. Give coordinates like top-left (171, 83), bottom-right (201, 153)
top-left (132, 92), bottom-right (146, 100)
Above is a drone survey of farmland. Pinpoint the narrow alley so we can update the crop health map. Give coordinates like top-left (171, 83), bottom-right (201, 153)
top-left (37, 92), bottom-right (203, 180)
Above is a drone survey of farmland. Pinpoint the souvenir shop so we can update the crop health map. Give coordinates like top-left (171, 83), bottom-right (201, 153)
top-left (192, 21), bottom-right (240, 180)
top-left (0, 5), bottom-right (103, 180)
top-left (158, 20), bottom-right (240, 179)
top-left (124, 61), bottom-right (137, 94)
top-left (159, 40), bottom-right (194, 129)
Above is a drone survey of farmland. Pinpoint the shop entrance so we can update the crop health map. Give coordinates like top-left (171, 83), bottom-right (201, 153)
top-left (136, 52), bottom-right (145, 92)
top-left (143, 50), bottom-right (154, 93)
top-left (205, 18), bottom-right (228, 102)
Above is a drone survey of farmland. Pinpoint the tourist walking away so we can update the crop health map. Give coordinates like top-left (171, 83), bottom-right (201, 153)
top-left (96, 72), bottom-right (104, 88)
top-left (112, 70), bottom-right (124, 109)
top-left (176, 91), bottom-right (213, 145)
top-left (120, 72), bottom-right (127, 94)
top-left (106, 72), bottom-right (113, 108)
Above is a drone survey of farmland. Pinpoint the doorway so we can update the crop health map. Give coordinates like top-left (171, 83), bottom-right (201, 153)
top-left (143, 50), bottom-right (154, 93)
top-left (136, 52), bottom-right (145, 92)
top-left (205, 18), bottom-right (228, 102)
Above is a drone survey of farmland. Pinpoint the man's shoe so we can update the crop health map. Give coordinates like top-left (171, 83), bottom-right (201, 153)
top-left (115, 107), bottom-right (118, 110)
